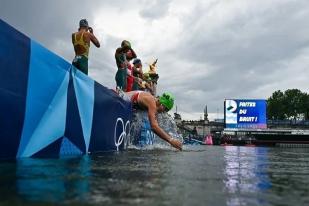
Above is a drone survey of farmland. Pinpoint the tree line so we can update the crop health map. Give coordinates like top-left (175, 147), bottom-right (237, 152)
top-left (267, 89), bottom-right (309, 120)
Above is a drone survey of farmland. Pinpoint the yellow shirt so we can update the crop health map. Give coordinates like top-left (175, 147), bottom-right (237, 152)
top-left (73, 32), bottom-right (90, 58)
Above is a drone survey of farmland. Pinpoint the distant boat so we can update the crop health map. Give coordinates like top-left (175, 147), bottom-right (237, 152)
top-left (183, 137), bottom-right (205, 145)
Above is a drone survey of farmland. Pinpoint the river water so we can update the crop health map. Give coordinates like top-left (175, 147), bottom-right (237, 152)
top-left (1, 145), bottom-right (309, 206)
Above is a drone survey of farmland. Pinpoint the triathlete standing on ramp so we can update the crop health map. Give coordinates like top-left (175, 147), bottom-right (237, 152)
top-left (72, 19), bottom-right (100, 75)
top-left (115, 40), bottom-right (137, 90)
top-left (119, 90), bottom-right (183, 150)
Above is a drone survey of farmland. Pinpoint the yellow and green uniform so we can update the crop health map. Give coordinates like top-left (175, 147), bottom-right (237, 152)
top-left (72, 32), bottom-right (90, 75)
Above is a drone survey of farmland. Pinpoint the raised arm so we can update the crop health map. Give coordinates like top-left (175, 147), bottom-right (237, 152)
top-left (88, 28), bottom-right (100, 48)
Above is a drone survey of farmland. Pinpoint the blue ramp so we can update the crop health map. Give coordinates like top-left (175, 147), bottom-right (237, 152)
top-left (0, 19), bottom-right (132, 159)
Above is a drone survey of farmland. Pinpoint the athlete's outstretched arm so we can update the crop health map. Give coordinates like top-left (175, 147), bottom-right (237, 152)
top-left (143, 97), bottom-right (182, 150)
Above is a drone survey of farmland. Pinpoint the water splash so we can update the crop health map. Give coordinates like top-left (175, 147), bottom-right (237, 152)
top-left (157, 112), bottom-right (183, 142)
top-left (128, 110), bottom-right (183, 150)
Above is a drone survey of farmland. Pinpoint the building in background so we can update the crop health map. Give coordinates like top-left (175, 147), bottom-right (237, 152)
top-left (175, 105), bottom-right (224, 140)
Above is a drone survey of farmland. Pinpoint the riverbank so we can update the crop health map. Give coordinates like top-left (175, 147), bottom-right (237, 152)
top-left (220, 129), bottom-right (309, 146)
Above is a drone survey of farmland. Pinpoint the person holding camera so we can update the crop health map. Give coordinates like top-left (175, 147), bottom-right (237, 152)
top-left (72, 19), bottom-right (100, 75)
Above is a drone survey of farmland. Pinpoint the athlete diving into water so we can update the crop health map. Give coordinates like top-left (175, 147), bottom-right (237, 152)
top-left (119, 90), bottom-right (182, 150)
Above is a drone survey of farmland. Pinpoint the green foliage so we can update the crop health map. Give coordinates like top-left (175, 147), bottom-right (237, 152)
top-left (267, 90), bottom-right (285, 120)
top-left (267, 89), bottom-right (309, 120)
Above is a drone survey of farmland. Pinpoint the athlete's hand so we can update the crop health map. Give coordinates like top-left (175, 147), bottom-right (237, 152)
top-left (88, 27), bottom-right (93, 33)
top-left (169, 138), bottom-right (182, 151)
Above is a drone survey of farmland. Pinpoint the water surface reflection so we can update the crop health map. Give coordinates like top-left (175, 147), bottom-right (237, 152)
top-left (0, 146), bottom-right (309, 205)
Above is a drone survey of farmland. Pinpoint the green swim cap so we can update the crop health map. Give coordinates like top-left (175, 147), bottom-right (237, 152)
top-left (159, 92), bottom-right (174, 111)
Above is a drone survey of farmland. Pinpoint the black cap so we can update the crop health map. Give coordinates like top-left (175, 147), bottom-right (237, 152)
top-left (133, 58), bottom-right (141, 65)
top-left (79, 19), bottom-right (89, 28)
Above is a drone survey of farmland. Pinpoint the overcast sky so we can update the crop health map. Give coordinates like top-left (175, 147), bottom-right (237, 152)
top-left (1, 0), bottom-right (309, 120)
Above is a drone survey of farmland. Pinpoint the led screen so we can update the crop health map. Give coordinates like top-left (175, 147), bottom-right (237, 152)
top-left (224, 99), bottom-right (267, 129)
